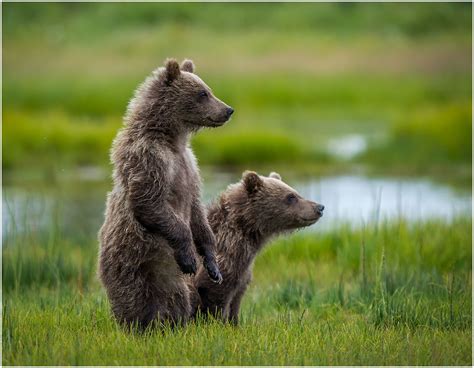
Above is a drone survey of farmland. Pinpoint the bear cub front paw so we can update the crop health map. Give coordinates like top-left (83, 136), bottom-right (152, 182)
top-left (175, 249), bottom-right (198, 275)
top-left (204, 256), bottom-right (223, 284)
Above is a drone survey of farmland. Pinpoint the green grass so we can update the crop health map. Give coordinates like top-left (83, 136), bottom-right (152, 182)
top-left (360, 102), bottom-right (472, 168)
top-left (3, 290), bottom-right (471, 365)
top-left (3, 73), bottom-right (471, 171)
top-left (3, 217), bottom-right (472, 365)
top-left (3, 2), bottom-right (472, 177)
top-left (3, 3), bottom-right (471, 38)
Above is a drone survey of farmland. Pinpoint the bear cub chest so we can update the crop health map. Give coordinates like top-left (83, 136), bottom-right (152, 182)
top-left (166, 147), bottom-right (199, 219)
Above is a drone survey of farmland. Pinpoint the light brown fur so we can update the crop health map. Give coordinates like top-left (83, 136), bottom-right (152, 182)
top-left (192, 171), bottom-right (324, 324)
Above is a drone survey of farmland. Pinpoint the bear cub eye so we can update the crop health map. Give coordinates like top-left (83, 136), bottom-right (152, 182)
top-left (285, 193), bottom-right (298, 205)
top-left (198, 90), bottom-right (209, 100)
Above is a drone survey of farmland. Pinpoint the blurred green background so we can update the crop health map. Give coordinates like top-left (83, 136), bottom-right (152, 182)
top-left (3, 2), bottom-right (472, 178)
top-left (2, 3), bottom-right (472, 365)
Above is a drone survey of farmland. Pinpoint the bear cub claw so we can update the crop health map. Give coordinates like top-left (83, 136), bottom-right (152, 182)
top-left (204, 258), bottom-right (223, 284)
top-left (175, 250), bottom-right (198, 275)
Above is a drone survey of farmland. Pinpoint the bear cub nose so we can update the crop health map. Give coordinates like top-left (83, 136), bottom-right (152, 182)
top-left (226, 107), bottom-right (234, 117)
top-left (315, 204), bottom-right (325, 216)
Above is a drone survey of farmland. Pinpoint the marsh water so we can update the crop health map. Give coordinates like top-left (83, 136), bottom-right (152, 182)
top-left (2, 167), bottom-right (471, 244)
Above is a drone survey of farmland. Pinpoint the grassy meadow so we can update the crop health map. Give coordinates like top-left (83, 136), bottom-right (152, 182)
top-left (2, 3), bottom-right (472, 366)
top-left (3, 217), bottom-right (472, 365)
top-left (3, 3), bottom-right (472, 176)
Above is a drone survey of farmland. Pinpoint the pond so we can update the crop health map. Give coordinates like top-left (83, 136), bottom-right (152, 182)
top-left (2, 167), bottom-right (471, 244)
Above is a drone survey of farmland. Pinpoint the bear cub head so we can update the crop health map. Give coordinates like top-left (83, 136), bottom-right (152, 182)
top-left (223, 171), bottom-right (324, 235)
top-left (153, 58), bottom-right (234, 128)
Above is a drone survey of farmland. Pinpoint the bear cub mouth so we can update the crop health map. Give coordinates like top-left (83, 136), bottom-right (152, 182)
top-left (300, 215), bottom-right (322, 226)
top-left (206, 117), bottom-right (230, 126)
top-left (206, 107), bottom-right (234, 127)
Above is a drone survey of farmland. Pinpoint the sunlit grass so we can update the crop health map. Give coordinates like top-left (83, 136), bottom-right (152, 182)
top-left (3, 73), bottom-right (471, 172)
top-left (2, 217), bottom-right (471, 365)
top-left (359, 102), bottom-right (472, 179)
top-left (3, 3), bottom-right (471, 176)
top-left (3, 289), bottom-right (471, 365)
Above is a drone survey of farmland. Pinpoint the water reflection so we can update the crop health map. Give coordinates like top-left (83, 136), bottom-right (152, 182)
top-left (296, 175), bottom-right (471, 231)
top-left (326, 134), bottom-right (368, 160)
top-left (2, 171), bottom-right (471, 243)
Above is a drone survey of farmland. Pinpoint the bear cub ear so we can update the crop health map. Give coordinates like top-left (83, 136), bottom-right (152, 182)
top-left (269, 172), bottom-right (282, 181)
top-left (164, 58), bottom-right (181, 84)
top-left (242, 171), bottom-right (263, 195)
top-left (181, 59), bottom-right (195, 73)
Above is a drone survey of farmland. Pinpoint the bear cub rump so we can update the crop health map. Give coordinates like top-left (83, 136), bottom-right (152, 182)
top-left (192, 171), bottom-right (324, 324)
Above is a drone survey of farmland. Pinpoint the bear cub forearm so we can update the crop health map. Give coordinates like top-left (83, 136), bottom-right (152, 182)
top-left (131, 188), bottom-right (222, 282)
top-left (132, 200), bottom-right (199, 274)
top-left (190, 202), bottom-right (222, 283)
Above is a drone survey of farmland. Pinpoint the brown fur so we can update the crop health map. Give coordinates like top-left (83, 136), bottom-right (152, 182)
top-left (98, 59), bottom-right (233, 330)
top-left (191, 171), bottom-right (324, 324)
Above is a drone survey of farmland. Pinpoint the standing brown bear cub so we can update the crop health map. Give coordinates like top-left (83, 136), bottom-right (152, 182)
top-left (99, 59), bottom-right (233, 330)
top-left (192, 171), bottom-right (324, 324)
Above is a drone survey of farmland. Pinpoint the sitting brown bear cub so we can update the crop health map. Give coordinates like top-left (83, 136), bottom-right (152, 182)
top-left (191, 171), bottom-right (324, 324)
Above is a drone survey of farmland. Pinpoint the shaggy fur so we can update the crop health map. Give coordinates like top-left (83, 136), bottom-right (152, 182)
top-left (191, 171), bottom-right (324, 324)
top-left (98, 58), bottom-right (233, 330)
